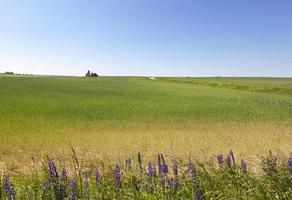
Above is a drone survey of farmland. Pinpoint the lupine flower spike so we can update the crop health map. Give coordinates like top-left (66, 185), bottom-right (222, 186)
top-left (43, 180), bottom-right (50, 192)
top-left (162, 163), bottom-right (168, 175)
top-left (61, 168), bottom-right (67, 181)
top-left (241, 159), bottom-right (247, 174)
top-left (114, 165), bottom-right (121, 188)
top-left (126, 158), bottom-right (131, 170)
top-left (4, 177), bottom-right (16, 200)
top-left (84, 175), bottom-right (90, 199)
top-left (68, 178), bottom-right (76, 200)
top-left (226, 153), bottom-right (232, 167)
top-left (148, 162), bottom-right (153, 177)
top-left (160, 154), bottom-right (167, 174)
top-left (147, 162), bottom-right (157, 177)
top-left (152, 165), bottom-right (157, 177)
top-left (288, 157), bottom-right (292, 175)
top-left (193, 188), bottom-right (203, 200)
top-left (172, 159), bottom-right (179, 190)
top-left (188, 162), bottom-right (196, 184)
top-left (48, 158), bottom-right (58, 180)
top-left (216, 154), bottom-right (224, 167)
top-left (95, 168), bottom-right (100, 185)
top-left (172, 159), bottom-right (178, 176)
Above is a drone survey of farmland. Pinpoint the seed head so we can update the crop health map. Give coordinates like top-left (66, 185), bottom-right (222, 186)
top-left (137, 152), bottom-right (143, 172)
top-left (157, 154), bottom-right (162, 175)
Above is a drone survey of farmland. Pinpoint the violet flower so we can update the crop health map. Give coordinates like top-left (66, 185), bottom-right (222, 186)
top-left (216, 154), bottom-right (224, 166)
top-left (113, 165), bottom-right (121, 188)
top-left (48, 158), bottom-right (58, 180)
top-left (68, 178), bottom-right (76, 200)
top-left (4, 177), bottom-right (16, 200)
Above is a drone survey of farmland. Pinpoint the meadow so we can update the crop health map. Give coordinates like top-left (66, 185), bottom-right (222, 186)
top-left (0, 76), bottom-right (292, 173)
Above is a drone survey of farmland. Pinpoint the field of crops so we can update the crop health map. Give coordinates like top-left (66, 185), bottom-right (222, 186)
top-left (0, 76), bottom-right (292, 170)
top-left (0, 76), bottom-right (292, 199)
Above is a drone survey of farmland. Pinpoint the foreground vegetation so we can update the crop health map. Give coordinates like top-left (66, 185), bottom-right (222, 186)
top-left (1, 150), bottom-right (292, 199)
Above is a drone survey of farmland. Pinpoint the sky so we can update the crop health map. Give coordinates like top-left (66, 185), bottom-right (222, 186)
top-left (0, 0), bottom-right (292, 77)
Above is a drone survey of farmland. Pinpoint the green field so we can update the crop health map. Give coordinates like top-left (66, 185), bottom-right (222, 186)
top-left (0, 76), bottom-right (292, 172)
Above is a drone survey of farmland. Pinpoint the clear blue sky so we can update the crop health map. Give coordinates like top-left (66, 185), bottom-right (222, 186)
top-left (0, 0), bottom-right (292, 77)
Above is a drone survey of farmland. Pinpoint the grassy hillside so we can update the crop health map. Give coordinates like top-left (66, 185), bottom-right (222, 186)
top-left (0, 76), bottom-right (292, 172)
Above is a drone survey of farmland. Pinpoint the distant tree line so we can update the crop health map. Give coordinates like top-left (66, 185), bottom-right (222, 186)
top-left (2, 71), bottom-right (14, 75)
top-left (0, 71), bottom-right (34, 76)
top-left (85, 70), bottom-right (98, 77)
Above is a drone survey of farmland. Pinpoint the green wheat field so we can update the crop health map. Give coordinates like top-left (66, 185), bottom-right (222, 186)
top-left (1, 76), bottom-right (292, 171)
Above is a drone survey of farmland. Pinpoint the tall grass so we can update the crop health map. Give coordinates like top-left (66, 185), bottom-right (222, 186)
top-left (1, 150), bottom-right (292, 199)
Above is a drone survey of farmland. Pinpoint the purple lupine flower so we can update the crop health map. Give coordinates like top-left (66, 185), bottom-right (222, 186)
top-left (262, 152), bottom-right (277, 175)
top-left (4, 177), bottom-right (16, 200)
top-left (68, 178), bottom-right (76, 200)
top-left (226, 153), bottom-right (232, 167)
top-left (48, 158), bottom-right (58, 180)
top-left (172, 160), bottom-right (179, 190)
top-left (84, 175), bottom-right (90, 188)
top-left (164, 177), bottom-right (172, 187)
top-left (61, 168), bottom-right (67, 181)
top-left (193, 188), bottom-right (203, 200)
top-left (288, 157), bottom-right (292, 175)
top-left (147, 162), bottom-right (157, 177)
top-left (94, 169), bottom-right (100, 185)
top-left (188, 163), bottom-right (196, 184)
top-left (43, 180), bottom-right (50, 192)
top-left (216, 154), bottom-right (224, 166)
top-left (170, 176), bottom-right (179, 191)
top-left (241, 159), bottom-right (247, 174)
top-left (4, 177), bottom-right (10, 193)
top-left (55, 184), bottom-right (66, 200)
top-left (157, 154), bottom-right (162, 175)
top-left (137, 152), bottom-right (143, 172)
top-left (161, 164), bottom-right (168, 174)
top-left (152, 165), bottom-right (157, 177)
top-left (84, 175), bottom-right (90, 200)
top-left (126, 158), bottom-right (131, 170)
top-left (148, 162), bottom-right (153, 177)
top-left (113, 165), bottom-right (121, 188)
top-left (172, 160), bottom-right (178, 176)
